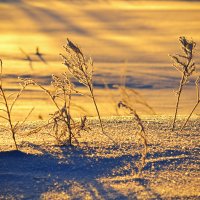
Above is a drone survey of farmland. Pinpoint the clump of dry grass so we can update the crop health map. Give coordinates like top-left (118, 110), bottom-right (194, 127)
top-left (0, 59), bottom-right (33, 150)
top-left (171, 36), bottom-right (196, 131)
top-left (21, 74), bottom-right (88, 146)
top-left (60, 38), bottom-right (115, 144)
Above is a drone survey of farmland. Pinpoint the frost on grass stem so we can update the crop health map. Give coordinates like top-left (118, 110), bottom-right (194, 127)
top-left (118, 101), bottom-right (148, 173)
top-left (60, 38), bottom-right (93, 90)
top-left (0, 59), bottom-right (33, 150)
top-left (171, 36), bottom-right (196, 131)
top-left (21, 74), bottom-right (88, 146)
top-left (60, 38), bottom-right (116, 144)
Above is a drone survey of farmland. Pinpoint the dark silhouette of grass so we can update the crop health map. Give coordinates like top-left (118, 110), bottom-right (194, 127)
top-left (35, 46), bottom-right (47, 64)
top-left (19, 48), bottom-right (33, 70)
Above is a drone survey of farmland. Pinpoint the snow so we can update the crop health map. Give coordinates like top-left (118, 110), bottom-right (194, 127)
top-left (0, 0), bottom-right (200, 198)
top-left (0, 116), bottom-right (199, 199)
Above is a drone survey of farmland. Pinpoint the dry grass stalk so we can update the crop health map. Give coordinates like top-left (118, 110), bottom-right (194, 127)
top-left (0, 59), bottom-right (33, 150)
top-left (118, 82), bottom-right (152, 172)
top-left (181, 76), bottom-right (200, 130)
top-left (101, 79), bottom-right (120, 116)
top-left (171, 36), bottom-right (196, 131)
top-left (119, 86), bottom-right (155, 115)
top-left (21, 74), bottom-right (88, 146)
top-left (118, 101), bottom-right (148, 173)
top-left (61, 38), bottom-right (116, 144)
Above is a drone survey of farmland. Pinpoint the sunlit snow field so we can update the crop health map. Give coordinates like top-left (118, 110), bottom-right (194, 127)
top-left (1, 0), bottom-right (200, 120)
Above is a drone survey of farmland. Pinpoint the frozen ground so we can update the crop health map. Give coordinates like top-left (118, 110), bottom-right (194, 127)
top-left (0, 116), bottom-right (199, 199)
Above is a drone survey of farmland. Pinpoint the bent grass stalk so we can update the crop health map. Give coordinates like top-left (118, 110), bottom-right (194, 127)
top-left (119, 86), bottom-right (155, 115)
top-left (118, 86), bottom-right (149, 172)
top-left (118, 101), bottom-right (147, 173)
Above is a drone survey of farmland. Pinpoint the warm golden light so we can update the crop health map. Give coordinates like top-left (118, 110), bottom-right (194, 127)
top-left (0, 1), bottom-right (199, 198)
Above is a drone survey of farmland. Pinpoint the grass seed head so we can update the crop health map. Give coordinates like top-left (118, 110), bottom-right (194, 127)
top-left (60, 38), bottom-right (93, 88)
